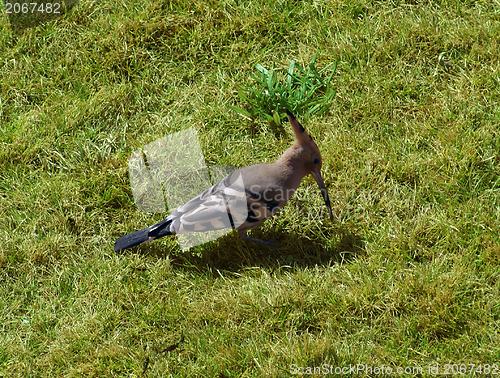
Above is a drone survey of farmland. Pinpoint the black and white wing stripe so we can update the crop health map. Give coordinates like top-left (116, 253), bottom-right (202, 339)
top-left (150, 171), bottom-right (248, 236)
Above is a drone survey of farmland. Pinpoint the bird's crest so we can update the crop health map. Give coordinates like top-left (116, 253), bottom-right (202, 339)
top-left (286, 109), bottom-right (315, 145)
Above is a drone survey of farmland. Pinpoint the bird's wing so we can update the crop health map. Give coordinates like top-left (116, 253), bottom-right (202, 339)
top-left (151, 165), bottom-right (288, 237)
top-left (164, 170), bottom-right (250, 234)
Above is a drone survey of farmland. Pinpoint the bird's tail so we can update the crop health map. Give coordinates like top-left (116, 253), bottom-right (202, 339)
top-left (114, 228), bottom-right (152, 251)
top-left (114, 218), bottom-right (173, 252)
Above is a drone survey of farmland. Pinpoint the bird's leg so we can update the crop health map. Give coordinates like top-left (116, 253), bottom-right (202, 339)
top-left (238, 230), bottom-right (276, 247)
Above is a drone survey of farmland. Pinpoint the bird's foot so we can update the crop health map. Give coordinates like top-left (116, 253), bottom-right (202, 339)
top-left (239, 234), bottom-right (277, 247)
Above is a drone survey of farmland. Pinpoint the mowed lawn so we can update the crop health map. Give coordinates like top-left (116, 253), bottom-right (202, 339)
top-left (1, 0), bottom-right (500, 376)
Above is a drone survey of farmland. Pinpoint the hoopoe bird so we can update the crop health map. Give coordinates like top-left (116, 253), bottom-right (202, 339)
top-left (114, 110), bottom-right (333, 251)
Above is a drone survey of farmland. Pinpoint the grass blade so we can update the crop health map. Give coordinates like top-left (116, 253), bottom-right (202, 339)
top-left (229, 105), bottom-right (253, 120)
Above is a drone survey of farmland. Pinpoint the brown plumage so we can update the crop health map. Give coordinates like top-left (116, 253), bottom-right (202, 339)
top-left (114, 110), bottom-right (333, 251)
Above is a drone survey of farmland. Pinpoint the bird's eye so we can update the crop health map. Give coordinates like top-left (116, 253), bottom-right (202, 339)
top-left (313, 158), bottom-right (320, 164)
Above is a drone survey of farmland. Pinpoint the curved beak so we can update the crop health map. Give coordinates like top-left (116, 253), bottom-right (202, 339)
top-left (311, 171), bottom-right (333, 221)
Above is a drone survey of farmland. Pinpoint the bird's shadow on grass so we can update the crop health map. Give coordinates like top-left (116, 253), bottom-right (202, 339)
top-left (128, 227), bottom-right (365, 274)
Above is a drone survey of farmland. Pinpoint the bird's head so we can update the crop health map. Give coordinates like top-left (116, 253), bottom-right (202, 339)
top-left (286, 110), bottom-right (333, 221)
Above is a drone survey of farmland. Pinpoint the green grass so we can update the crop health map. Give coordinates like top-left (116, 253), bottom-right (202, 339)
top-left (1, 0), bottom-right (500, 376)
top-left (230, 52), bottom-right (337, 124)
